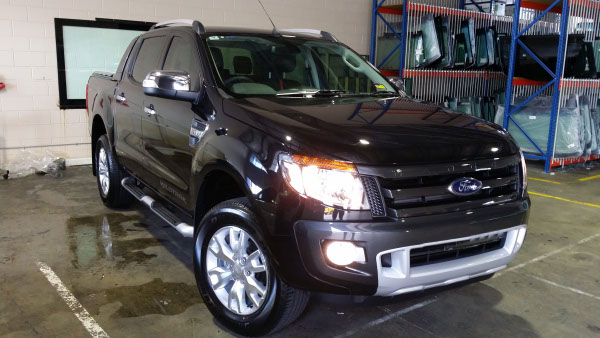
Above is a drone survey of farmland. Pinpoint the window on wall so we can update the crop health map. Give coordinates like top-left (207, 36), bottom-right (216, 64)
top-left (55, 18), bottom-right (154, 109)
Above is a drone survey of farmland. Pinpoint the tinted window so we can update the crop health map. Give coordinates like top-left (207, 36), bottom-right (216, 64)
top-left (206, 36), bottom-right (394, 96)
top-left (163, 37), bottom-right (200, 89)
top-left (132, 36), bottom-right (166, 82)
top-left (219, 47), bottom-right (253, 75)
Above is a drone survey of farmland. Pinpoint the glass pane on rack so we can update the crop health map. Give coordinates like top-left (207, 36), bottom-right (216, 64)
top-left (421, 14), bottom-right (442, 67)
top-left (496, 97), bottom-right (584, 158)
top-left (409, 32), bottom-right (425, 68)
top-left (461, 18), bottom-right (476, 68)
top-left (376, 37), bottom-right (402, 71)
top-left (454, 34), bottom-right (467, 68)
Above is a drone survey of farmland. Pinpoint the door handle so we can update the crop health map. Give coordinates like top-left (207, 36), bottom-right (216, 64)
top-left (144, 104), bottom-right (155, 116)
top-left (115, 93), bottom-right (127, 105)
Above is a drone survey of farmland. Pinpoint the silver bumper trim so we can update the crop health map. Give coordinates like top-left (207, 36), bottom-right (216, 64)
top-left (375, 225), bottom-right (527, 296)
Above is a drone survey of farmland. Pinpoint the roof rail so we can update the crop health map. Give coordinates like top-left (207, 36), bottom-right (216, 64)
top-left (150, 19), bottom-right (205, 34)
top-left (279, 29), bottom-right (338, 42)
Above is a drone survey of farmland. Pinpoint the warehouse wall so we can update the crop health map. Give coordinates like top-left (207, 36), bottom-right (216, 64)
top-left (0, 0), bottom-right (371, 165)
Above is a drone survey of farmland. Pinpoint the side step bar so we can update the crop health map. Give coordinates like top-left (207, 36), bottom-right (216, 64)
top-left (121, 177), bottom-right (194, 238)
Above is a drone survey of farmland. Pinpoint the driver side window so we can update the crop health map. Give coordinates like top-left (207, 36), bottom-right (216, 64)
top-left (132, 36), bottom-right (166, 83)
top-left (163, 36), bottom-right (201, 90)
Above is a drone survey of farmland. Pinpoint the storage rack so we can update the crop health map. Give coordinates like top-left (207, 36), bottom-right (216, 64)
top-left (370, 0), bottom-right (511, 104)
top-left (369, 0), bottom-right (600, 172)
top-left (504, 0), bottom-right (600, 172)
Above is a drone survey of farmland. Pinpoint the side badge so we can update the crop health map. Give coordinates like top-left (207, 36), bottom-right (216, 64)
top-left (190, 119), bottom-right (208, 146)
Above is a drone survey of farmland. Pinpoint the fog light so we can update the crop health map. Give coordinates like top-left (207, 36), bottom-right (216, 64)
top-left (325, 241), bottom-right (366, 266)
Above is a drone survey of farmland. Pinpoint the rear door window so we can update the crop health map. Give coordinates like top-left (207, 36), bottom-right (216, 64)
top-left (131, 36), bottom-right (166, 83)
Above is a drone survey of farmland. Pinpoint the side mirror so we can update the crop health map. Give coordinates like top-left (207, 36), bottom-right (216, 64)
top-left (143, 70), bottom-right (199, 102)
top-left (387, 76), bottom-right (405, 92)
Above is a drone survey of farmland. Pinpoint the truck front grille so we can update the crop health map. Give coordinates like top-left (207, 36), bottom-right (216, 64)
top-left (358, 156), bottom-right (521, 218)
top-left (361, 176), bottom-right (386, 218)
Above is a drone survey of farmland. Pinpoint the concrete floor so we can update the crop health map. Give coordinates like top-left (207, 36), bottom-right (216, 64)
top-left (1, 162), bottom-right (599, 337)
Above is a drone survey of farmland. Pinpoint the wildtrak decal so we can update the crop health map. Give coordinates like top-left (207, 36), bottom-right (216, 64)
top-left (160, 180), bottom-right (187, 202)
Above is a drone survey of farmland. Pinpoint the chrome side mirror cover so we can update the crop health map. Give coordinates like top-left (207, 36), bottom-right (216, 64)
top-left (143, 70), bottom-right (199, 102)
top-left (387, 76), bottom-right (405, 92)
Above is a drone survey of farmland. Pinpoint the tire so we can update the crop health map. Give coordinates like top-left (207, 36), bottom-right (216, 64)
top-left (194, 199), bottom-right (309, 336)
top-left (95, 135), bottom-right (134, 208)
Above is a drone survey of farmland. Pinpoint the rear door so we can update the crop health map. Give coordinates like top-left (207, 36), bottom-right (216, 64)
top-left (141, 32), bottom-right (205, 210)
top-left (114, 33), bottom-right (167, 179)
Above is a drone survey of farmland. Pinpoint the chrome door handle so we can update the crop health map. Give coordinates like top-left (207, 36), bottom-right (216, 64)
top-left (144, 104), bottom-right (155, 116)
top-left (115, 93), bottom-right (127, 104)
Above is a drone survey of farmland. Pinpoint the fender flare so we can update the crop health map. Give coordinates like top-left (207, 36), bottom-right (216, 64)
top-left (192, 160), bottom-right (255, 227)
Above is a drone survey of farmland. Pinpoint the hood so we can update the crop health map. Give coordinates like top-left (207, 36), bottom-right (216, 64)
top-left (223, 96), bottom-right (519, 165)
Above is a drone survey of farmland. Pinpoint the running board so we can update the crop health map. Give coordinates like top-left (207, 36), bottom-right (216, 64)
top-left (121, 177), bottom-right (194, 238)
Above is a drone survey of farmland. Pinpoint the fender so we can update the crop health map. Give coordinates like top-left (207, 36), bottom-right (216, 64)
top-left (192, 160), bottom-right (254, 223)
top-left (188, 109), bottom-right (289, 217)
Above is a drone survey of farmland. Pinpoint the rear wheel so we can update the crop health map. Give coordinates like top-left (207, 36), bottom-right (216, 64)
top-left (95, 135), bottom-right (134, 208)
top-left (194, 199), bottom-right (309, 336)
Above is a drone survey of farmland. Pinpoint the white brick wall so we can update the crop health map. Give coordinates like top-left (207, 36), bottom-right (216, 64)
top-left (0, 0), bottom-right (372, 165)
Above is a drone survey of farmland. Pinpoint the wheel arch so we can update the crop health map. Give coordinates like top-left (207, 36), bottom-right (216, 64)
top-left (193, 161), bottom-right (254, 227)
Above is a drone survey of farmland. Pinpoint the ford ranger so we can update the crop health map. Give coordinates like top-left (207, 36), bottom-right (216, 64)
top-left (86, 19), bottom-right (530, 335)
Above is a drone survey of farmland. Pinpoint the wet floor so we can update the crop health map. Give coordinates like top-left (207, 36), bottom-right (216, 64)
top-left (1, 164), bottom-right (599, 337)
top-left (67, 214), bottom-right (163, 269)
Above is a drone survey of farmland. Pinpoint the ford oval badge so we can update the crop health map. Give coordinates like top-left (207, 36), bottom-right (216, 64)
top-left (448, 177), bottom-right (483, 196)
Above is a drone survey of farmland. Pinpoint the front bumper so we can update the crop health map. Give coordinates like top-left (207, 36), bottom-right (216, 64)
top-left (289, 197), bottom-right (530, 295)
top-left (374, 225), bottom-right (526, 296)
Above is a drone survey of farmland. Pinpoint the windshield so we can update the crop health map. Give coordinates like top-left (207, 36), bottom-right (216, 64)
top-left (205, 35), bottom-right (397, 97)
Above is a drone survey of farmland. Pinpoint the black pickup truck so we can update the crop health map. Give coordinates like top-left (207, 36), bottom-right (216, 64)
top-left (87, 19), bottom-right (530, 335)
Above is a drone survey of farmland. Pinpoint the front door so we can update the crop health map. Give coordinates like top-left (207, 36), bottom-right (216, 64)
top-left (141, 34), bottom-right (208, 211)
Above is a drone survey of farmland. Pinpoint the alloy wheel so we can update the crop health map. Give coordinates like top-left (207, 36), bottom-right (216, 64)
top-left (98, 147), bottom-right (110, 196)
top-left (205, 226), bottom-right (269, 315)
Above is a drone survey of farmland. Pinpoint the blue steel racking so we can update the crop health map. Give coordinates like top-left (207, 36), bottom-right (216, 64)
top-left (369, 1), bottom-right (405, 76)
top-left (370, 0), bottom-right (600, 173)
top-left (503, 0), bottom-right (600, 172)
top-left (369, 0), bottom-right (498, 78)
top-left (370, 0), bottom-right (513, 106)
top-left (503, 0), bottom-right (569, 173)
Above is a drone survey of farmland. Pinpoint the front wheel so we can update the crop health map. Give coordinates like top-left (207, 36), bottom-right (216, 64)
top-left (194, 199), bottom-right (309, 336)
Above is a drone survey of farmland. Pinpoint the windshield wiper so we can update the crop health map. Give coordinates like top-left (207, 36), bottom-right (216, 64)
top-left (276, 90), bottom-right (399, 98)
top-left (276, 90), bottom-right (348, 97)
top-left (363, 91), bottom-right (399, 97)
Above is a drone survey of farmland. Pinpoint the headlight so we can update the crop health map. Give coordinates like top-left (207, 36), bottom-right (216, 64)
top-left (279, 154), bottom-right (370, 210)
top-left (520, 150), bottom-right (527, 195)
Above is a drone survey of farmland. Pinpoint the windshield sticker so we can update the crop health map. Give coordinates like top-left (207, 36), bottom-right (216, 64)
top-left (374, 84), bottom-right (386, 89)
